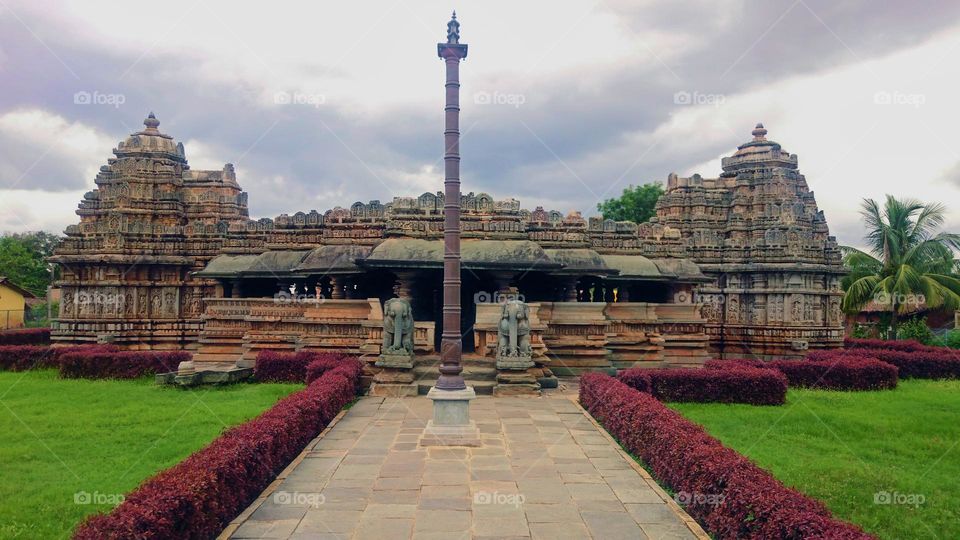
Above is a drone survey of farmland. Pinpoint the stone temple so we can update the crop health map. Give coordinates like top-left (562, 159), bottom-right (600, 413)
top-left (50, 114), bottom-right (843, 392)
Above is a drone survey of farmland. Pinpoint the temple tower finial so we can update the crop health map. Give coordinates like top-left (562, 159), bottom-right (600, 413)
top-left (144, 112), bottom-right (160, 132)
top-left (752, 122), bottom-right (767, 141)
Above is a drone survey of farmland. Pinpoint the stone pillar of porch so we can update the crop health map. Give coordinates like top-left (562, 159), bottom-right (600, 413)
top-left (491, 271), bottom-right (518, 302)
top-left (393, 271), bottom-right (416, 300)
top-left (230, 279), bottom-right (243, 299)
top-left (562, 277), bottom-right (579, 302)
top-left (330, 276), bottom-right (345, 300)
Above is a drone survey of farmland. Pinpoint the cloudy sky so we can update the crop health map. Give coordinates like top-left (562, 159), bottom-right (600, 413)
top-left (1, 0), bottom-right (958, 247)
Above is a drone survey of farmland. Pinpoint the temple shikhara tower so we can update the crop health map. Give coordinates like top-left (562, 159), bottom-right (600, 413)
top-left (50, 92), bottom-right (844, 386)
top-left (653, 123), bottom-right (845, 356)
top-left (51, 113), bottom-right (250, 349)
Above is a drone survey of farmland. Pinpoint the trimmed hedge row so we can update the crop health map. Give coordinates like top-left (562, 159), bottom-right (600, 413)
top-left (809, 348), bottom-right (960, 380)
top-left (306, 354), bottom-right (358, 385)
top-left (0, 345), bottom-right (117, 372)
top-left (618, 367), bottom-right (788, 405)
top-left (59, 351), bottom-right (191, 380)
top-left (74, 360), bottom-right (362, 540)
top-left (580, 373), bottom-right (873, 540)
top-left (253, 350), bottom-right (348, 382)
top-left (844, 338), bottom-right (932, 352)
top-left (0, 327), bottom-right (50, 345)
top-left (706, 357), bottom-right (899, 391)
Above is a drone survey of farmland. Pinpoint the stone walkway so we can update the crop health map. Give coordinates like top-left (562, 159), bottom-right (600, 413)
top-left (223, 393), bottom-right (705, 540)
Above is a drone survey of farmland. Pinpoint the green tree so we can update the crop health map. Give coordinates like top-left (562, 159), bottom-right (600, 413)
top-left (841, 196), bottom-right (960, 337)
top-left (597, 183), bottom-right (665, 223)
top-left (0, 232), bottom-right (62, 296)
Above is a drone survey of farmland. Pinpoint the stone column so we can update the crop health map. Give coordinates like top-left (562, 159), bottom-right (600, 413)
top-left (330, 276), bottom-right (345, 300)
top-left (619, 284), bottom-right (630, 302)
top-left (604, 283), bottom-right (615, 303)
top-left (563, 277), bottom-right (579, 302)
top-left (230, 279), bottom-right (243, 299)
top-left (393, 272), bottom-right (416, 300)
top-left (491, 271), bottom-right (517, 301)
top-left (422, 13), bottom-right (479, 448)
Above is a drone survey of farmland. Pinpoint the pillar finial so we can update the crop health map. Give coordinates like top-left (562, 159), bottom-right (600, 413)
top-left (446, 11), bottom-right (460, 44)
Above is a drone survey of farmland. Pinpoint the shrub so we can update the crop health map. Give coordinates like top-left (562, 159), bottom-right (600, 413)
top-left (768, 357), bottom-right (897, 391)
top-left (0, 327), bottom-right (50, 345)
top-left (810, 348), bottom-right (960, 380)
top-left (254, 350), bottom-right (320, 382)
top-left (0, 345), bottom-right (117, 372)
top-left (619, 367), bottom-right (787, 405)
top-left (617, 368), bottom-right (652, 393)
top-left (704, 358), bottom-right (767, 370)
top-left (73, 362), bottom-right (360, 540)
top-left (709, 356), bottom-right (898, 391)
top-left (945, 329), bottom-right (960, 350)
top-left (579, 373), bottom-right (872, 540)
top-left (844, 338), bottom-right (931, 353)
top-left (58, 350), bottom-right (190, 380)
top-left (305, 354), bottom-right (359, 385)
top-left (895, 317), bottom-right (934, 345)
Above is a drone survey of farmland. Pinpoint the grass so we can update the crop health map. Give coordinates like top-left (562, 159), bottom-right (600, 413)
top-left (0, 370), bottom-right (301, 539)
top-left (669, 379), bottom-right (960, 539)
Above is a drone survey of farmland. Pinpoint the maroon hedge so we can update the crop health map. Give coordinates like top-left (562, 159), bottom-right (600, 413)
top-left (618, 367), bottom-right (787, 405)
top-left (0, 327), bottom-right (50, 345)
top-left (809, 348), bottom-right (960, 380)
top-left (844, 338), bottom-right (932, 353)
top-left (0, 345), bottom-right (118, 372)
top-left (73, 362), bottom-right (360, 540)
top-left (254, 350), bottom-right (321, 382)
top-left (305, 354), bottom-right (359, 385)
top-left (59, 350), bottom-right (190, 380)
top-left (707, 357), bottom-right (899, 391)
top-left (579, 373), bottom-right (873, 540)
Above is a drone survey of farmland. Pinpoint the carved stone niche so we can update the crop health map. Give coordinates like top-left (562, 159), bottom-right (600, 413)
top-left (376, 298), bottom-right (415, 370)
top-left (496, 300), bottom-right (534, 370)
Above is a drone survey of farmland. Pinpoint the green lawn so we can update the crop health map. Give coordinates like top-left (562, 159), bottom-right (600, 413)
top-left (0, 370), bottom-right (301, 539)
top-left (669, 380), bottom-right (960, 539)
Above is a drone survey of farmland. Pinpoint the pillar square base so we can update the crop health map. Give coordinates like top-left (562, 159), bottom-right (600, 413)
top-left (420, 386), bottom-right (481, 447)
top-left (420, 420), bottom-right (482, 447)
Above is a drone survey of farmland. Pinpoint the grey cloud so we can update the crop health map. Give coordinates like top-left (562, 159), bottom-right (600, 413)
top-left (1, 2), bottom-right (959, 228)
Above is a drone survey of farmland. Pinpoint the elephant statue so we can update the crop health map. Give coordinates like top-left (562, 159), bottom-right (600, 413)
top-left (382, 298), bottom-right (414, 355)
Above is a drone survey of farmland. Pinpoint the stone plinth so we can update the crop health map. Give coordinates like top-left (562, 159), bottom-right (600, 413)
top-left (370, 354), bottom-right (417, 397)
top-left (375, 353), bottom-right (414, 370)
top-left (420, 387), bottom-right (481, 447)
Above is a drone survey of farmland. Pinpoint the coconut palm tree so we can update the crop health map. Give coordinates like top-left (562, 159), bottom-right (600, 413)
top-left (842, 196), bottom-right (960, 337)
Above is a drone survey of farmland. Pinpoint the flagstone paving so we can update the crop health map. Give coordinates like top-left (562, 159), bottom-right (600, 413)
top-left (224, 393), bottom-right (706, 540)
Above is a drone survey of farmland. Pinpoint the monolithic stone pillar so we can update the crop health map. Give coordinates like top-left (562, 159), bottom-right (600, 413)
top-left (230, 279), bottom-right (243, 299)
top-left (422, 12), bottom-right (479, 448)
